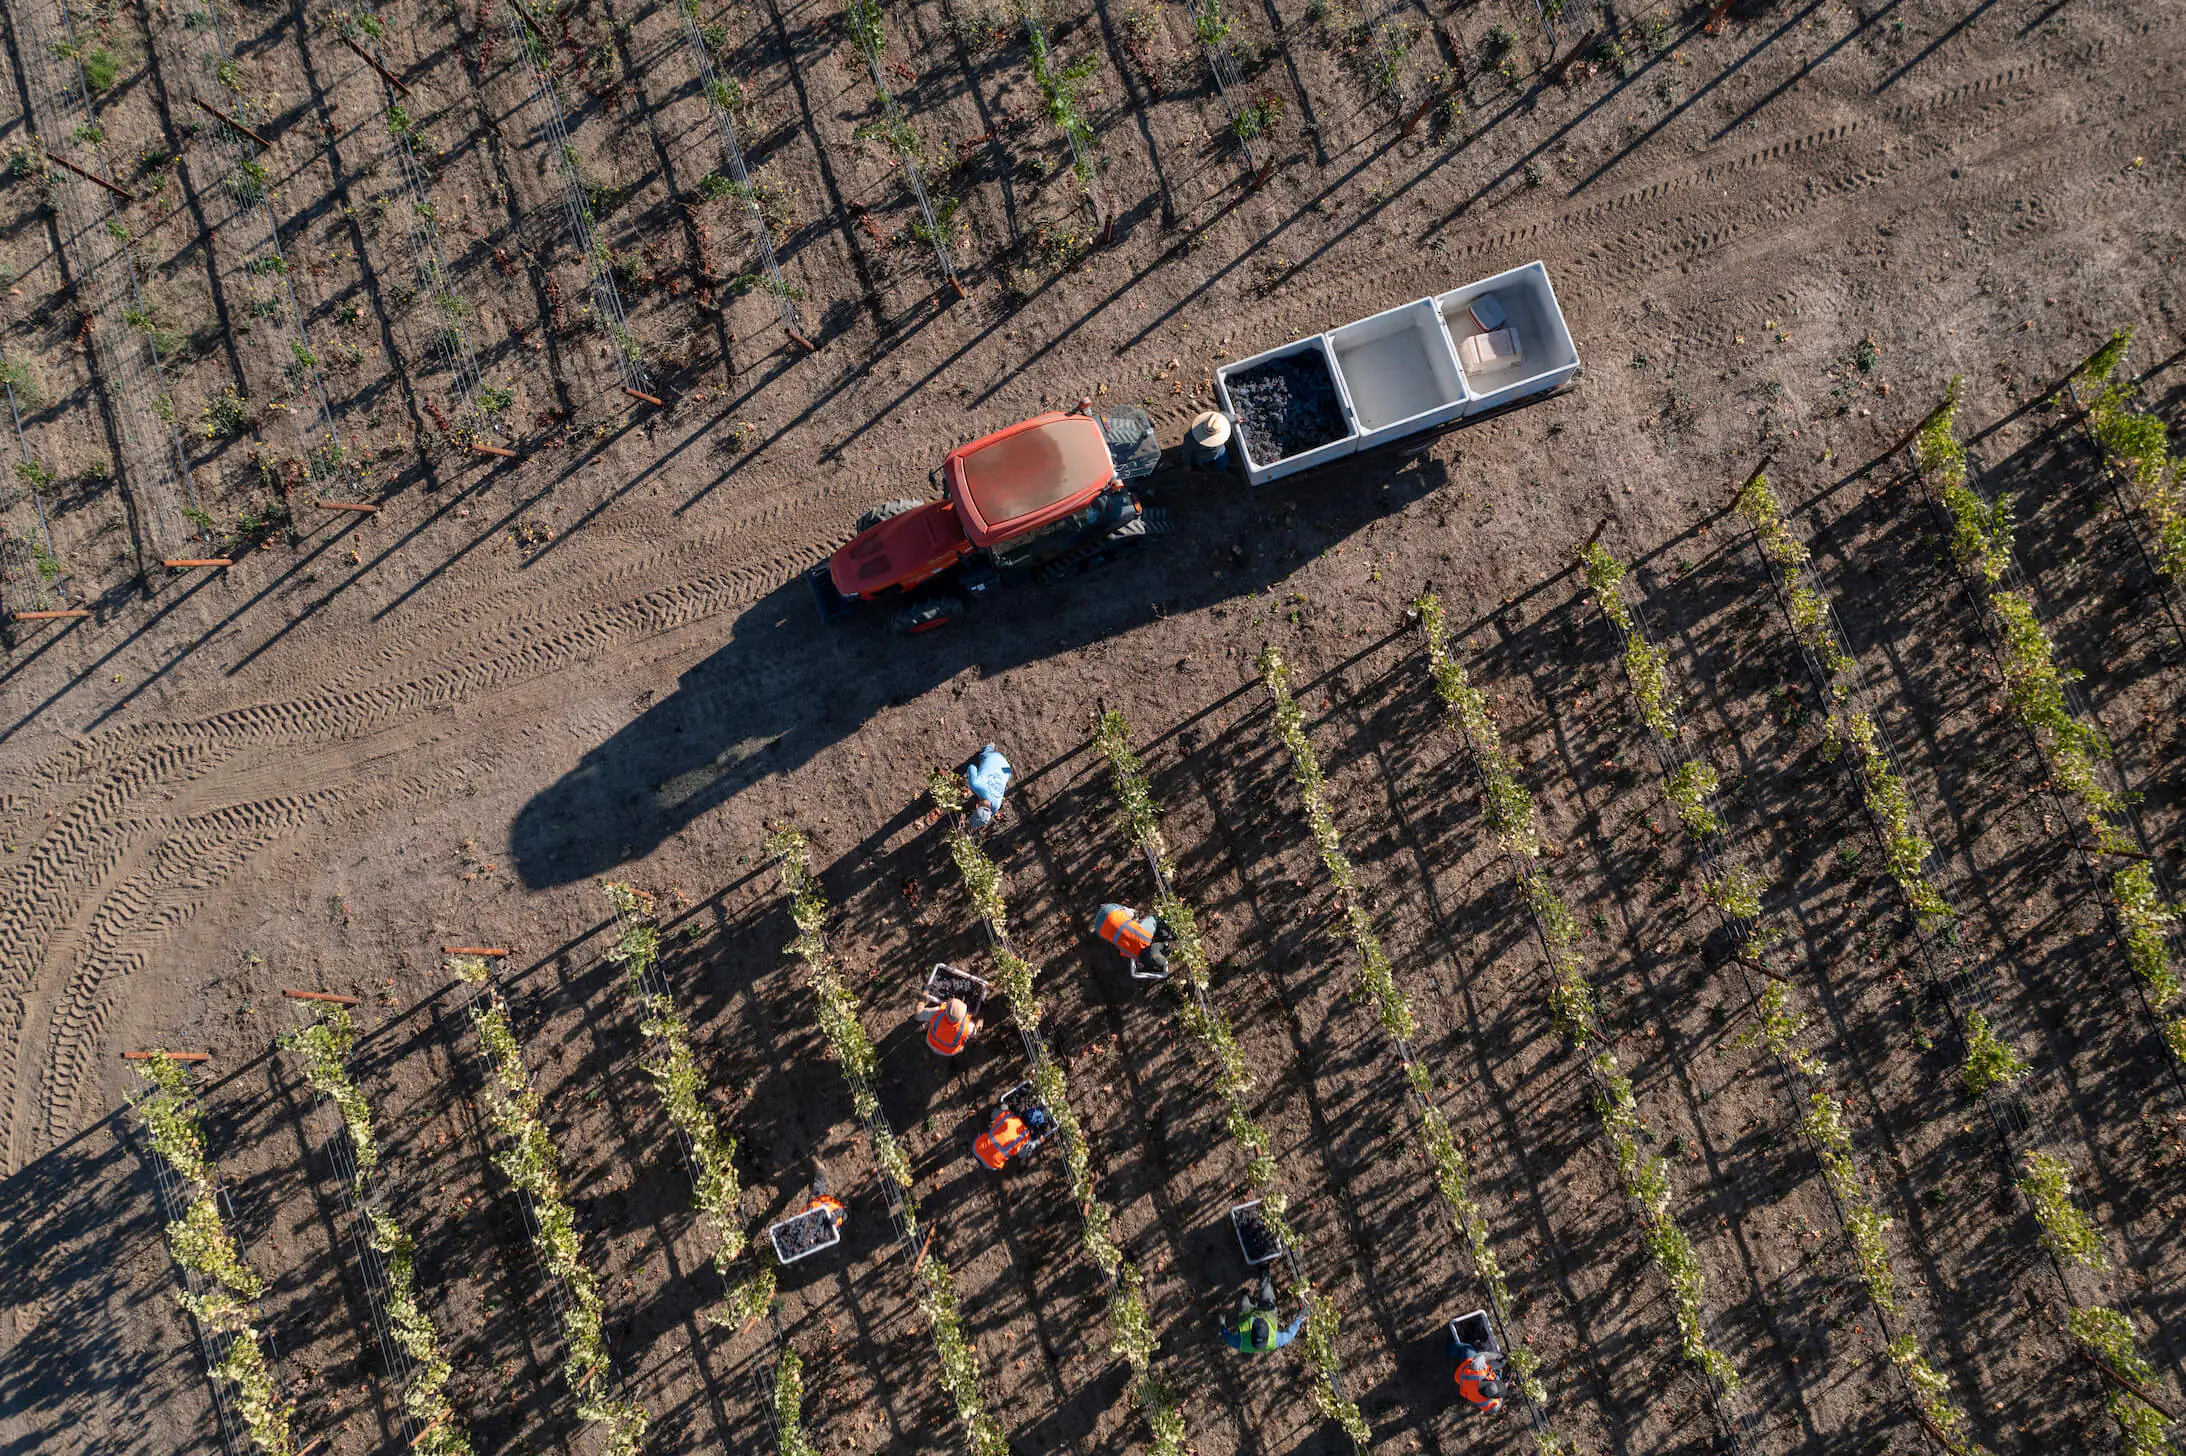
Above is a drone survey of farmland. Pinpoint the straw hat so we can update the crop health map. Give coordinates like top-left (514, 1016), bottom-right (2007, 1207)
top-left (1188, 411), bottom-right (1232, 449)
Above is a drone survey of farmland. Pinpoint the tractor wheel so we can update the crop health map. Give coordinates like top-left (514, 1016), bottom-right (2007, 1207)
top-left (856, 499), bottom-right (925, 534)
top-left (891, 596), bottom-right (964, 637)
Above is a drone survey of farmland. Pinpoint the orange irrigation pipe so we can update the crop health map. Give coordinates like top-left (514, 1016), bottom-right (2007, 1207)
top-left (282, 989), bottom-right (361, 1005)
top-left (440, 945), bottom-right (509, 956)
top-left (123, 1050), bottom-right (210, 1062)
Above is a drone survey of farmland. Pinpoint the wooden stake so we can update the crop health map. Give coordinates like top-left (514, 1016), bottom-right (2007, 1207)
top-left (2078, 1344), bottom-right (2183, 1421)
top-left (469, 441), bottom-right (518, 459)
top-left (296, 1435), bottom-right (329, 1456)
top-left (339, 33), bottom-right (412, 95)
top-left (441, 945), bottom-right (510, 956)
top-left (163, 558), bottom-right (233, 569)
top-left (11, 609), bottom-right (91, 619)
top-left (407, 1415), bottom-right (450, 1451)
top-left (123, 1050), bottom-right (210, 1062)
top-left (191, 95), bottom-right (272, 148)
top-left (1580, 516), bottom-right (1611, 554)
top-left (1725, 454), bottom-right (1776, 510)
top-left (784, 324), bottom-right (816, 352)
top-left (910, 1223), bottom-right (937, 1273)
top-left (44, 151), bottom-right (133, 199)
top-left (1729, 953), bottom-right (1792, 984)
top-left (622, 387), bottom-right (663, 406)
top-left (282, 989), bottom-right (361, 1005)
top-left (1400, 90), bottom-right (1437, 138)
top-left (313, 499), bottom-right (380, 512)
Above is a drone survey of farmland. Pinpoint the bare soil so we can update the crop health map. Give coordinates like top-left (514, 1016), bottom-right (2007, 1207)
top-left (4, 0), bottom-right (2186, 1455)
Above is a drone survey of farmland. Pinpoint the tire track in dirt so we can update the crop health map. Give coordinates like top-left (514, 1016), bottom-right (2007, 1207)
top-left (181, 49), bottom-right (2116, 718)
top-left (0, 740), bottom-right (235, 1168)
top-left (33, 793), bottom-right (336, 1145)
top-left (0, 32), bottom-right (2168, 1175)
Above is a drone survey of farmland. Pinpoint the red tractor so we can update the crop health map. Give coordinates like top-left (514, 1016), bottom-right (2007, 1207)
top-left (811, 408), bottom-right (1165, 633)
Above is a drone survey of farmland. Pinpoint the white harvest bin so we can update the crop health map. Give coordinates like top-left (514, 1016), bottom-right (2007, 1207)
top-left (1215, 261), bottom-right (1579, 485)
top-left (1436, 261), bottom-right (1581, 416)
top-left (1213, 334), bottom-right (1360, 487)
top-left (1329, 297), bottom-right (1468, 451)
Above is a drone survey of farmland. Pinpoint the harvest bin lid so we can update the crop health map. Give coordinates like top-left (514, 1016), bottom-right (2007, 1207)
top-left (947, 413), bottom-right (1115, 547)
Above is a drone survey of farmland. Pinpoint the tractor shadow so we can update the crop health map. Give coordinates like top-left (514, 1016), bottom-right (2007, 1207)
top-left (511, 445), bottom-right (1457, 889)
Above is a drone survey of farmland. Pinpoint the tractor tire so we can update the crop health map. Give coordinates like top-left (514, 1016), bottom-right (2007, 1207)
top-left (891, 596), bottom-right (965, 637)
top-left (856, 499), bottom-right (926, 534)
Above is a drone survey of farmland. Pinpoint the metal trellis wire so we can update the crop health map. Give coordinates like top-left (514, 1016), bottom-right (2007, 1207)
top-left (20, 0), bottom-right (196, 558)
top-left (668, 0), bottom-right (810, 347)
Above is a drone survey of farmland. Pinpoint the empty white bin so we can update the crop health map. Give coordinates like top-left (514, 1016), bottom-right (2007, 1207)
top-left (1437, 261), bottom-right (1581, 416)
top-left (1327, 298), bottom-right (1469, 451)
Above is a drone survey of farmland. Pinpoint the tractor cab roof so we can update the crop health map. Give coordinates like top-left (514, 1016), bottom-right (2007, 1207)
top-left (946, 413), bottom-right (1116, 548)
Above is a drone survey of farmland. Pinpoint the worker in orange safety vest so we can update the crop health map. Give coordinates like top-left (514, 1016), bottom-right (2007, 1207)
top-left (917, 995), bottom-right (980, 1056)
top-left (801, 1165), bottom-right (847, 1236)
top-left (1449, 1334), bottom-right (1506, 1414)
top-left (972, 1103), bottom-right (1050, 1170)
top-left (1092, 903), bottom-right (1174, 979)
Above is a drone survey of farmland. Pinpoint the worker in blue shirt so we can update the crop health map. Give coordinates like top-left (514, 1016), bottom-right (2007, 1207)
top-left (1221, 1274), bottom-right (1307, 1354)
top-left (964, 744), bottom-right (1012, 830)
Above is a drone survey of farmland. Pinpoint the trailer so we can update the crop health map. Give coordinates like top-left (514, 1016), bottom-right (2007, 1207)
top-left (1214, 261), bottom-right (1580, 486)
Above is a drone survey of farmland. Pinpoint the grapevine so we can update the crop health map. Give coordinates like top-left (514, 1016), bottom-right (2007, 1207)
top-left (1258, 644), bottom-right (1560, 1438)
top-left (1413, 598), bottom-right (1742, 1401)
top-left (928, 773), bottom-right (1193, 1456)
top-left (132, 1056), bottom-right (297, 1456)
top-left (1094, 709), bottom-right (1391, 1442)
top-left (284, 1005), bottom-right (474, 1456)
top-left (450, 956), bottom-right (651, 1456)
top-left (603, 882), bottom-right (775, 1321)
top-left (2072, 328), bottom-right (2186, 579)
top-left (765, 830), bottom-right (1008, 1456)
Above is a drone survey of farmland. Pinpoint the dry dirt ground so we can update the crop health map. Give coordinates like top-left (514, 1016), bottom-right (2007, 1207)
top-left (3, 0), bottom-right (2186, 1451)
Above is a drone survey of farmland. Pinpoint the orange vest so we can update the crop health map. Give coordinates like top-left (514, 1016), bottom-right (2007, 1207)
top-left (1455, 1353), bottom-right (1501, 1411)
top-left (1097, 906), bottom-right (1153, 957)
top-left (974, 1111), bottom-right (1032, 1169)
top-left (926, 1005), bottom-right (971, 1056)
top-left (805, 1194), bottom-right (846, 1226)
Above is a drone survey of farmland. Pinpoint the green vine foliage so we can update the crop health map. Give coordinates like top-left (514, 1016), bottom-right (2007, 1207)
top-left (1958, 1008), bottom-right (2029, 1097)
top-left (1665, 761), bottom-right (1720, 839)
top-left (1419, 596), bottom-right (1741, 1399)
top-left (1093, 710), bottom-right (1295, 1250)
top-left (132, 1056), bottom-right (296, 1456)
top-left (2113, 864), bottom-right (2184, 1013)
top-left (928, 785), bottom-right (1192, 1456)
top-left (2066, 1306), bottom-right (2176, 1456)
top-left (456, 962), bottom-right (650, 1456)
top-left (603, 883), bottom-right (749, 1272)
top-left (1578, 543), bottom-right (1679, 738)
top-left (2018, 1151), bottom-right (2107, 1271)
top-left (1913, 392), bottom-right (2131, 855)
top-left (1801, 1093), bottom-right (1898, 1313)
top-left (1888, 1336), bottom-right (1987, 1456)
top-left (1846, 713), bottom-right (1954, 925)
top-left (765, 831), bottom-right (919, 1208)
top-left (767, 829), bottom-right (1021, 1452)
top-left (284, 1006), bottom-right (474, 1456)
top-left (773, 1349), bottom-right (817, 1456)
top-left (1735, 473), bottom-right (1856, 689)
top-left (1265, 633), bottom-right (1561, 1421)
top-left (1021, 5), bottom-right (1100, 183)
top-left (916, 1257), bottom-right (1013, 1456)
